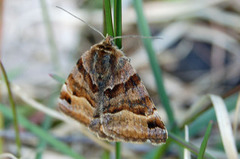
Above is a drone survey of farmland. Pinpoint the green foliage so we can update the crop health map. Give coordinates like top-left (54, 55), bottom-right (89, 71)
top-left (197, 121), bottom-right (213, 159)
top-left (0, 104), bottom-right (84, 159)
top-left (0, 61), bottom-right (21, 158)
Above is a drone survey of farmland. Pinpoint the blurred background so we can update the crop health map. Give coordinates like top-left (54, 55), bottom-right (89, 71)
top-left (0, 0), bottom-right (240, 159)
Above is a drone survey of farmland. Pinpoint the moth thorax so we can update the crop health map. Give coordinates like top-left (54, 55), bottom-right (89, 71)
top-left (94, 52), bottom-right (113, 83)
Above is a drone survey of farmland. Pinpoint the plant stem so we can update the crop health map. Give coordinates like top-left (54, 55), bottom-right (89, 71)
top-left (103, 0), bottom-right (121, 159)
top-left (197, 121), bottom-right (213, 159)
top-left (114, 0), bottom-right (122, 46)
top-left (115, 142), bottom-right (121, 159)
top-left (0, 61), bottom-right (21, 158)
top-left (103, 0), bottom-right (114, 36)
top-left (113, 1), bottom-right (122, 158)
top-left (169, 132), bottom-right (214, 159)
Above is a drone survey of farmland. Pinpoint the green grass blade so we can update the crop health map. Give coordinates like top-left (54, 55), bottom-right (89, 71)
top-left (115, 142), bottom-right (121, 159)
top-left (0, 104), bottom-right (84, 159)
top-left (114, 0), bottom-right (122, 46)
top-left (197, 121), bottom-right (213, 159)
top-left (133, 0), bottom-right (175, 129)
top-left (0, 61), bottom-right (21, 158)
top-left (103, 0), bottom-right (121, 158)
top-left (103, 0), bottom-right (114, 36)
top-left (35, 94), bottom-right (58, 159)
top-left (39, 0), bottom-right (59, 73)
top-left (113, 0), bottom-right (122, 158)
top-left (168, 132), bottom-right (215, 159)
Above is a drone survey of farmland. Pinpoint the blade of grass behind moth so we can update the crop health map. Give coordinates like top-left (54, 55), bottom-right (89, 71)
top-left (114, 0), bottom-right (122, 47)
top-left (197, 121), bottom-right (213, 159)
top-left (0, 104), bottom-right (85, 159)
top-left (113, 1), bottom-right (122, 159)
top-left (209, 95), bottom-right (238, 159)
top-left (103, 0), bottom-right (114, 36)
top-left (103, 0), bottom-right (119, 158)
top-left (133, 0), bottom-right (176, 130)
top-left (0, 61), bottom-right (21, 158)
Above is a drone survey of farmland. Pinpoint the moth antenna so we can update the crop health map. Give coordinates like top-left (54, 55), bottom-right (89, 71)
top-left (112, 35), bottom-right (162, 41)
top-left (56, 6), bottom-right (105, 39)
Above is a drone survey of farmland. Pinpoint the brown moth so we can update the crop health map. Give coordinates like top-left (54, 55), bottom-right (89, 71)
top-left (58, 36), bottom-right (168, 145)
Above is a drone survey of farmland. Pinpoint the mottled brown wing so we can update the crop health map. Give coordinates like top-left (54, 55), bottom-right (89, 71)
top-left (101, 57), bottom-right (168, 144)
top-left (58, 57), bottom-right (97, 126)
top-left (58, 56), bottom-right (114, 140)
top-left (81, 38), bottom-right (167, 144)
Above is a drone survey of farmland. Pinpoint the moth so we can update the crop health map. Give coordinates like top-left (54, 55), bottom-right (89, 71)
top-left (58, 35), bottom-right (168, 145)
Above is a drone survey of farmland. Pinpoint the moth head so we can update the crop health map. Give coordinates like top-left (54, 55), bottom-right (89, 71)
top-left (103, 35), bottom-right (115, 46)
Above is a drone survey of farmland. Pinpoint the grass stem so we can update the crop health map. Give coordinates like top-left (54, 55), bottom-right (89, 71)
top-left (0, 61), bottom-right (21, 158)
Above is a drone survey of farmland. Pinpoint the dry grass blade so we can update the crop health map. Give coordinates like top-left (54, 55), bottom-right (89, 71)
top-left (209, 95), bottom-right (238, 159)
top-left (7, 84), bottom-right (114, 152)
top-left (233, 93), bottom-right (240, 139)
top-left (179, 94), bottom-right (238, 158)
top-left (184, 125), bottom-right (191, 159)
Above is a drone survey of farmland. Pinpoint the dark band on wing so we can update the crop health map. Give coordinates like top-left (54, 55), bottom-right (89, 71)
top-left (67, 73), bottom-right (96, 108)
top-left (103, 96), bottom-right (154, 116)
top-left (77, 58), bottom-right (99, 93)
top-left (104, 73), bottom-right (141, 98)
top-left (147, 116), bottom-right (165, 129)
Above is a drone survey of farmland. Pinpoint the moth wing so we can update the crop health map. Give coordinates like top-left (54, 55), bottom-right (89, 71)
top-left (58, 57), bottom-right (114, 140)
top-left (101, 57), bottom-right (168, 145)
top-left (58, 57), bottom-right (97, 126)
